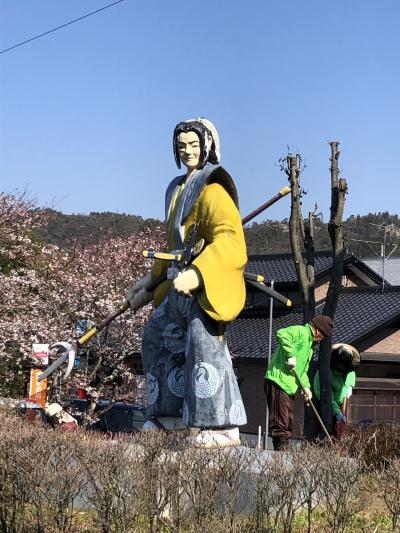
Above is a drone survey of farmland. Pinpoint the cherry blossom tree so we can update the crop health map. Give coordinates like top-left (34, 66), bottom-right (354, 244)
top-left (0, 191), bottom-right (165, 406)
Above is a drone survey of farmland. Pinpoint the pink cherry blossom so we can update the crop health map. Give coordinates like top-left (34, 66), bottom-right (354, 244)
top-left (0, 191), bottom-right (165, 406)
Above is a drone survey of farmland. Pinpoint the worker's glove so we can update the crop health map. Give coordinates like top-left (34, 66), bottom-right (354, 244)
top-left (286, 357), bottom-right (296, 369)
top-left (336, 412), bottom-right (346, 423)
top-left (127, 272), bottom-right (153, 309)
top-left (173, 268), bottom-right (200, 297)
top-left (302, 387), bottom-right (312, 402)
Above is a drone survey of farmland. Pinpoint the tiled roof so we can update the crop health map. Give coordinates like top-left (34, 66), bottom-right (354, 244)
top-left (246, 251), bottom-right (335, 284)
top-left (227, 286), bottom-right (400, 360)
top-left (246, 251), bottom-right (385, 286)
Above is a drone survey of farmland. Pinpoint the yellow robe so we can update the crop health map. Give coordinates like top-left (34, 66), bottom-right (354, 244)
top-left (151, 181), bottom-right (247, 323)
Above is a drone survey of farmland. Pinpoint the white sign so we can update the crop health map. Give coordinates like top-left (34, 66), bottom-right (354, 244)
top-left (32, 343), bottom-right (49, 365)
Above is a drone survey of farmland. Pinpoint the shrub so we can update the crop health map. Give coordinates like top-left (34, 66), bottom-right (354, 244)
top-left (346, 423), bottom-right (400, 471)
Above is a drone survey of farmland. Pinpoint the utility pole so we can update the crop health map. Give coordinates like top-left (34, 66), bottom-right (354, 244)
top-left (264, 280), bottom-right (274, 450)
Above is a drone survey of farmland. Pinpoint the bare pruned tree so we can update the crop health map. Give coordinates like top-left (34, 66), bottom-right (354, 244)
top-left (284, 154), bottom-right (316, 323)
top-left (284, 142), bottom-right (347, 437)
top-left (318, 142), bottom-right (348, 432)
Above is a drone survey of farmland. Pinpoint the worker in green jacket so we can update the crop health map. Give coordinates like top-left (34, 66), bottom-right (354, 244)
top-left (264, 315), bottom-right (333, 451)
top-left (314, 343), bottom-right (360, 437)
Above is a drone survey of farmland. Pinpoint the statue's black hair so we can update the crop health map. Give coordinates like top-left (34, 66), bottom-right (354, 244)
top-left (173, 120), bottom-right (218, 169)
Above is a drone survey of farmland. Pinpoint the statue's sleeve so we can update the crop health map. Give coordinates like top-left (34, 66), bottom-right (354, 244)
top-left (192, 183), bottom-right (247, 322)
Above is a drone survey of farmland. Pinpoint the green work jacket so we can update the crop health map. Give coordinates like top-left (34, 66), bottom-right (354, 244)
top-left (314, 369), bottom-right (356, 415)
top-left (265, 324), bottom-right (314, 396)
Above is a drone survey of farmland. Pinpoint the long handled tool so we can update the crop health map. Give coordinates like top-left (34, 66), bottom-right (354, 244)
top-left (40, 185), bottom-right (291, 383)
top-left (143, 185), bottom-right (293, 307)
top-left (241, 186), bottom-right (291, 225)
top-left (291, 368), bottom-right (333, 444)
top-left (38, 302), bottom-right (129, 382)
top-left (143, 249), bottom-right (292, 307)
top-left (244, 274), bottom-right (292, 307)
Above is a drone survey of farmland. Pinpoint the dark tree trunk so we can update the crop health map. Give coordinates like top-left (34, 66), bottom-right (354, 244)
top-left (318, 142), bottom-right (348, 433)
top-left (288, 154), bottom-right (316, 439)
top-left (287, 144), bottom-right (347, 440)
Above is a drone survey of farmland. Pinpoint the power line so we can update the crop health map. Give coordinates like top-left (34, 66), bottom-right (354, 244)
top-left (0, 0), bottom-right (128, 56)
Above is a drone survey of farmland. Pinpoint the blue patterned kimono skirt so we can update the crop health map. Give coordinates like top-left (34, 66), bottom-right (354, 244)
top-left (141, 291), bottom-right (247, 428)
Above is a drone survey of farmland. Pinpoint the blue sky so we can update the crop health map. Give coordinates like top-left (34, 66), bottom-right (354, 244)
top-left (1, 0), bottom-right (399, 222)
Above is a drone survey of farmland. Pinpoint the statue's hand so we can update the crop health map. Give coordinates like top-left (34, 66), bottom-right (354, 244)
top-left (173, 269), bottom-right (200, 297)
top-left (126, 272), bottom-right (153, 309)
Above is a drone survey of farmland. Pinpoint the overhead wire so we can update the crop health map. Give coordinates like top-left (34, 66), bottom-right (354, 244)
top-left (0, 0), bottom-right (128, 56)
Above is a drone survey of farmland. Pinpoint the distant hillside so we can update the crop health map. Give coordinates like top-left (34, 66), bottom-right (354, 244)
top-left (35, 209), bottom-right (400, 257)
top-left (35, 209), bottom-right (161, 247)
top-left (244, 212), bottom-right (400, 256)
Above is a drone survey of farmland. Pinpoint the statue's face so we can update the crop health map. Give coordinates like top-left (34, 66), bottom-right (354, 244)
top-left (177, 131), bottom-right (201, 171)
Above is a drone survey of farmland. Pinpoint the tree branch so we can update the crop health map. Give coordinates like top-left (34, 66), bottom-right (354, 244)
top-left (288, 155), bottom-right (315, 323)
